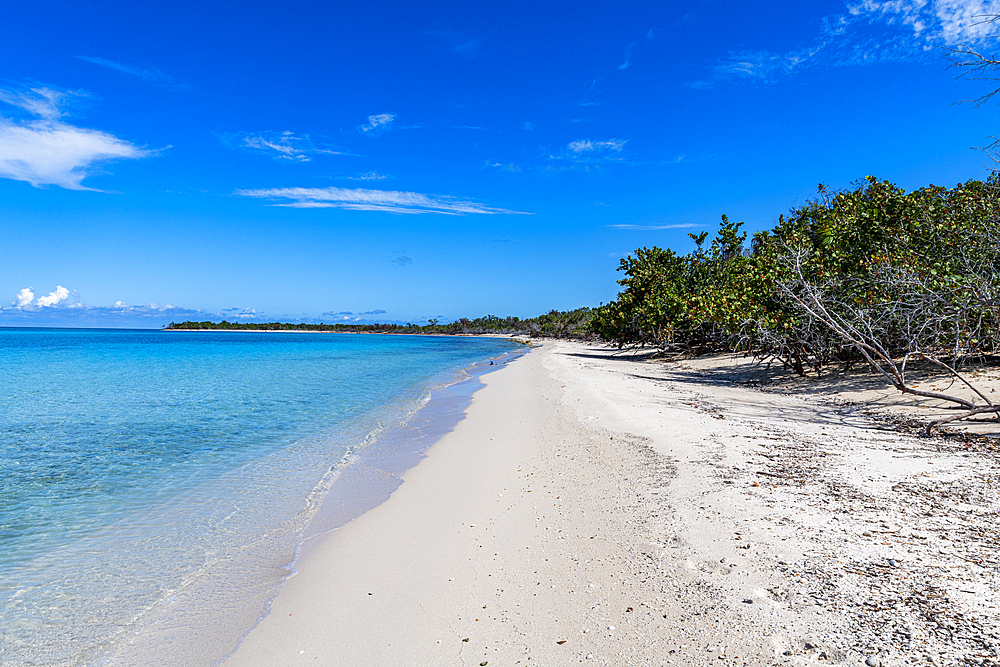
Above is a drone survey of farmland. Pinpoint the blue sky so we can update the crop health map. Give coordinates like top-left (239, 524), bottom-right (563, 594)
top-left (2, 0), bottom-right (999, 327)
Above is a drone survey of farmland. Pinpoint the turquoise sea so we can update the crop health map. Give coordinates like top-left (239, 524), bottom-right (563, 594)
top-left (0, 328), bottom-right (522, 666)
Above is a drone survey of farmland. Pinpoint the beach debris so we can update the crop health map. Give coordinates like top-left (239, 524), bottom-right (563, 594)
top-left (556, 640), bottom-right (567, 645)
top-left (462, 638), bottom-right (470, 642)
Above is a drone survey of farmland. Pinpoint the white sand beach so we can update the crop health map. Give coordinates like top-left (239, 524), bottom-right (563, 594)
top-left (225, 341), bottom-right (1000, 667)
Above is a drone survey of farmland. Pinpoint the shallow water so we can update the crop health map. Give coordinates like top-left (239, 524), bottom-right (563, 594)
top-left (0, 328), bottom-right (520, 666)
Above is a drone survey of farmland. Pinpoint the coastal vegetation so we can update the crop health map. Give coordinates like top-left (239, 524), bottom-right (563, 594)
top-left (165, 307), bottom-right (594, 338)
top-left (589, 175), bottom-right (1000, 432)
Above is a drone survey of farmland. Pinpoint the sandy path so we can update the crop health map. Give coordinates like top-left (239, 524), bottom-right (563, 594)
top-left (224, 341), bottom-right (1000, 667)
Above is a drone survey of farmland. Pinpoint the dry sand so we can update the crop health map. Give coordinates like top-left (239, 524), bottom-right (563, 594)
top-left (224, 341), bottom-right (1000, 667)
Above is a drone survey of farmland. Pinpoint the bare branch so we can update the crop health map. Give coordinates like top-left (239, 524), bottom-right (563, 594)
top-left (945, 41), bottom-right (1000, 107)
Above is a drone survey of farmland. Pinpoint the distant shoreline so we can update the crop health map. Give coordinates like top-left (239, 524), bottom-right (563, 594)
top-left (161, 309), bottom-right (594, 339)
top-left (160, 328), bottom-right (532, 342)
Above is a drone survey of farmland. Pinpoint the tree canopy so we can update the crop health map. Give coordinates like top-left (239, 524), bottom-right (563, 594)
top-left (590, 175), bottom-right (1000, 380)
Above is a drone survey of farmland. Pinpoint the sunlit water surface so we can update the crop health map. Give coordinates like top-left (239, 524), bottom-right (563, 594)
top-left (0, 328), bottom-right (520, 666)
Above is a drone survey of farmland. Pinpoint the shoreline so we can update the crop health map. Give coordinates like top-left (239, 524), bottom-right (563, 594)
top-left (224, 340), bottom-right (1000, 667)
top-left (217, 348), bottom-right (530, 664)
top-left (87, 339), bottom-right (523, 667)
top-left (297, 345), bottom-right (528, 544)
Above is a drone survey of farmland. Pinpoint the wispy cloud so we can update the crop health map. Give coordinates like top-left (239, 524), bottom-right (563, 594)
top-left (488, 161), bottom-right (522, 172)
top-left (423, 30), bottom-right (480, 57)
top-left (0, 87), bottom-right (68, 120)
top-left (568, 138), bottom-right (627, 154)
top-left (349, 170), bottom-right (391, 181)
top-left (701, 0), bottom-right (1000, 86)
top-left (0, 86), bottom-right (153, 190)
top-left (245, 134), bottom-right (309, 161)
top-left (231, 131), bottom-right (352, 161)
top-left (618, 28), bottom-right (656, 71)
top-left (74, 56), bottom-right (187, 89)
top-left (506, 148), bottom-right (684, 174)
top-left (236, 185), bottom-right (531, 215)
top-left (551, 138), bottom-right (629, 166)
top-left (708, 47), bottom-right (821, 84)
top-left (607, 223), bottom-right (700, 230)
top-left (359, 113), bottom-right (396, 136)
top-left (579, 77), bottom-right (605, 108)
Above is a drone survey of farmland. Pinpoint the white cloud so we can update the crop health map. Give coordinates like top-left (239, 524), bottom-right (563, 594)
top-left (13, 288), bottom-right (33, 307)
top-left (35, 285), bottom-right (71, 307)
top-left (9, 285), bottom-right (83, 310)
top-left (0, 86), bottom-right (152, 190)
top-left (568, 138), bottom-right (627, 154)
top-left (236, 186), bottom-right (530, 215)
top-left (848, 0), bottom-right (998, 42)
top-left (704, 0), bottom-right (1000, 87)
top-left (359, 113), bottom-right (396, 135)
top-left (932, 0), bottom-right (1000, 42)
